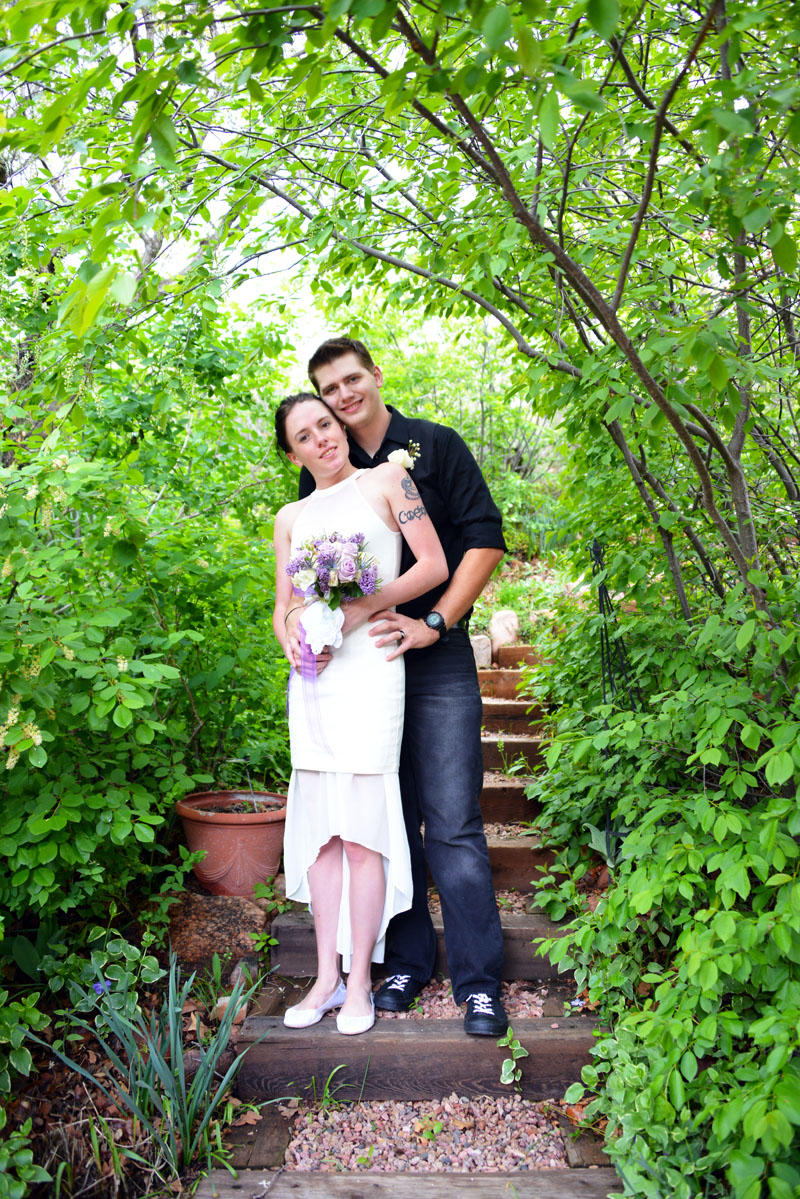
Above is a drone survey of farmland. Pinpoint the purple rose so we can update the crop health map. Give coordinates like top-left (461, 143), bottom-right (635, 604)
top-left (338, 555), bottom-right (357, 582)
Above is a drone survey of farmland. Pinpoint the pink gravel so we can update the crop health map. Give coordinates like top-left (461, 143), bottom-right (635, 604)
top-left (429, 886), bottom-right (534, 915)
top-left (374, 977), bottom-right (548, 1021)
top-left (283, 1092), bottom-right (568, 1172)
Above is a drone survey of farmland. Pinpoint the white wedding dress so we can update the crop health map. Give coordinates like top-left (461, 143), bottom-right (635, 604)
top-left (283, 470), bottom-right (412, 970)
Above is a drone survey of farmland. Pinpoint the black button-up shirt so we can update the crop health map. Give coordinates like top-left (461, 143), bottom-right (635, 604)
top-left (298, 406), bottom-right (506, 619)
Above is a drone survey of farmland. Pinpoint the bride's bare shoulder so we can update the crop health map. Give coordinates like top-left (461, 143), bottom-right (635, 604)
top-left (275, 496), bottom-right (310, 533)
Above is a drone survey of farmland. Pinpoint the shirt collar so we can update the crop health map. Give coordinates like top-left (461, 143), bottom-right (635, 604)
top-left (346, 405), bottom-right (410, 460)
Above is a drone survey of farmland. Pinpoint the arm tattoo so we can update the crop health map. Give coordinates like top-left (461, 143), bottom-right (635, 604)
top-left (398, 504), bottom-right (428, 525)
top-left (401, 477), bottom-right (421, 502)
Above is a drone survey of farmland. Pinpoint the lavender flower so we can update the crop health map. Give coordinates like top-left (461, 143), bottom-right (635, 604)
top-left (358, 564), bottom-right (378, 595)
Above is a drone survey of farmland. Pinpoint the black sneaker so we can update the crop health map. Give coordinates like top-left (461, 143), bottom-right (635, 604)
top-left (374, 974), bottom-right (426, 1012)
top-left (463, 992), bottom-right (508, 1036)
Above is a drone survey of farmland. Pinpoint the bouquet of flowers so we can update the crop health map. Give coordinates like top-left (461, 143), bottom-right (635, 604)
top-left (286, 532), bottom-right (380, 654)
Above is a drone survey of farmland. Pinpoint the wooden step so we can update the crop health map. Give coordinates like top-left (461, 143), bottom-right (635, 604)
top-left (487, 835), bottom-right (552, 892)
top-left (482, 733), bottom-right (544, 773)
top-left (480, 774), bottom-right (538, 822)
top-left (481, 697), bottom-right (545, 734)
top-left (270, 908), bottom-right (565, 981)
top-left (478, 669), bottom-right (530, 699)
top-left (234, 1015), bottom-right (599, 1104)
top-left (195, 1169), bottom-right (620, 1198)
top-left (195, 1168), bottom-right (620, 1198)
top-left (497, 645), bottom-right (540, 668)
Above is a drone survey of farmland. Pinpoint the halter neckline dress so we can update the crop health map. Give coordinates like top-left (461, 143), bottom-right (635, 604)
top-left (283, 470), bottom-right (412, 971)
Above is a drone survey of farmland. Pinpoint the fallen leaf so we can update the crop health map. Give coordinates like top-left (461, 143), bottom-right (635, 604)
top-left (232, 1109), bottom-right (263, 1127)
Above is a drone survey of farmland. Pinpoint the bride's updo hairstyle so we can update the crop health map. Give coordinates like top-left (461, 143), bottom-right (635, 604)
top-left (275, 392), bottom-right (340, 454)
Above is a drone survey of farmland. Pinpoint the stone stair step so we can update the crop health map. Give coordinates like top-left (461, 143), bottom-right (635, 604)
top-left (481, 696), bottom-right (546, 734)
top-left (482, 733), bottom-right (544, 773)
top-left (496, 645), bottom-right (540, 668)
top-left (270, 908), bottom-right (564, 981)
top-left (234, 1015), bottom-right (599, 1104)
top-left (478, 669), bottom-right (531, 699)
top-left (480, 773), bottom-right (538, 822)
top-left (195, 1168), bottom-right (620, 1198)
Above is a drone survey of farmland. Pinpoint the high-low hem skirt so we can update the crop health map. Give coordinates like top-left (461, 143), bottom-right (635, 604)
top-left (283, 769), bottom-right (413, 973)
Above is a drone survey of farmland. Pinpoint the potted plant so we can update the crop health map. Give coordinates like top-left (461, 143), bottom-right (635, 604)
top-left (175, 788), bottom-right (287, 897)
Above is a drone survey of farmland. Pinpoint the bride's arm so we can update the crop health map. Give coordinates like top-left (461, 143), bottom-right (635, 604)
top-left (272, 506), bottom-right (301, 668)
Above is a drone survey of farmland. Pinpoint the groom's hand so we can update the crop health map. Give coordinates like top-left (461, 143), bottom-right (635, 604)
top-left (368, 610), bottom-right (439, 659)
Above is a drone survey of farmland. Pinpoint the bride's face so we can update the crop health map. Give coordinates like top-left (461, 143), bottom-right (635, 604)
top-left (284, 399), bottom-right (349, 475)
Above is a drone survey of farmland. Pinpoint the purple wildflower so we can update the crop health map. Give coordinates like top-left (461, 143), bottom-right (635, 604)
top-left (358, 565), bottom-right (378, 595)
top-left (93, 979), bottom-right (110, 995)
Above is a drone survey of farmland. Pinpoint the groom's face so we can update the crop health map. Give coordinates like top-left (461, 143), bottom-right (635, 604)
top-left (314, 352), bottom-right (384, 435)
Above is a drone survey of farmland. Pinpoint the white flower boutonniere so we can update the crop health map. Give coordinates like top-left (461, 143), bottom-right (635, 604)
top-left (387, 440), bottom-right (421, 470)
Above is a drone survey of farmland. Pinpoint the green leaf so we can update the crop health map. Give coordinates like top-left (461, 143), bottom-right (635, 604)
top-left (150, 111), bottom-right (179, 169)
top-left (561, 81), bottom-right (605, 112)
top-left (28, 745), bottom-right (47, 768)
top-left (586, 0), bottom-right (619, 40)
top-left (111, 540), bottom-right (139, 566)
top-left (765, 750), bottom-right (794, 787)
top-left (482, 5), bottom-right (513, 50)
top-left (109, 271), bottom-right (137, 306)
top-left (708, 355), bottom-right (730, 391)
top-left (736, 619), bottom-right (756, 650)
top-left (742, 206), bottom-right (771, 233)
top-left (539, 89), bottom-right (559, 148)
top-left (112, 705), bottom-right (134, 729)
top-left (772, 233), bottom-right (798, 273)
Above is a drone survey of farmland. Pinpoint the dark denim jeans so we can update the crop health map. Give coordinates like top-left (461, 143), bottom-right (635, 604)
top-left (384, 627), bottom-right (504, 1004)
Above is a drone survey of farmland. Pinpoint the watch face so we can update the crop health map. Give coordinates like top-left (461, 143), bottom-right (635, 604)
top-left (425, 612), bottom-right (446, 634)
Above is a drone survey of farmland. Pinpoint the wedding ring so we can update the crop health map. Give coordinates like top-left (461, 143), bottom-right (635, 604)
top-left (397, 632), bottom-right (405, 643)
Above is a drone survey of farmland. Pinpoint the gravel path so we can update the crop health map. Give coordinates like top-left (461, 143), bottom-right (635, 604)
top-left (283, 1092), bottom-right (568, 1172)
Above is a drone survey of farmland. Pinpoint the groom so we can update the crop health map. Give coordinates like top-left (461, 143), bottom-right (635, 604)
top-left (290, 336), bottom-right (507, 1036)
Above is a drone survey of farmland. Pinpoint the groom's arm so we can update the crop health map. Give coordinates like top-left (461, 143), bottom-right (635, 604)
top-left (370, 546), bottom-right (502, 655)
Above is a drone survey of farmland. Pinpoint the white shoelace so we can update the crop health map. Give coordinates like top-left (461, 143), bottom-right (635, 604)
top-left (386, 974), bottom-right (412, 991)
top-left (466, 992), bottom-right (494, 1014)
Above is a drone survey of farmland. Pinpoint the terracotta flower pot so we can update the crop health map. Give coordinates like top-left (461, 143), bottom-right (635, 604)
top-left (175, 790), bottom-right (287, 897)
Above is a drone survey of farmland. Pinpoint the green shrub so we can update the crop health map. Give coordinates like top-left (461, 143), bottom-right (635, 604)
top-left (529, 554), bottom-right (800, 1198)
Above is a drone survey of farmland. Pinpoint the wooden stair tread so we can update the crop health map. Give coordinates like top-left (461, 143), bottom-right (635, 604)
top-left (195, 1168), bottom-right (619, 1197)
top-left (235, 1016), bottom-right (599, 1103)
top-left (195, 1168), bottom-right (620, 1198)
top-left (481, 734), bottom-right (544, 773)
top-left (496, 645), bottom-right (541, 668)
top-left (478, 669), bottom-right (532, 699)
top-left (481, 774), bottom-right (538, 821)
top-left (270, 907), bottom-right (565, 981)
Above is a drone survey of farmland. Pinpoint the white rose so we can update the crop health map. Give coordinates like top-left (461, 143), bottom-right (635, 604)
top-left (292, 569), bottom-right (317, 591)
top-left (387, 448), bottom-right (414, 469)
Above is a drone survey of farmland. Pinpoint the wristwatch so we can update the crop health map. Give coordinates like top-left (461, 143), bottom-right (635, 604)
top-left (424, 611), bottom-right (447, 639)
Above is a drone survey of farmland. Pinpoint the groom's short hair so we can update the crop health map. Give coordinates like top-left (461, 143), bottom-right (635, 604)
top-left (308, 337), bottom-right (376, 391)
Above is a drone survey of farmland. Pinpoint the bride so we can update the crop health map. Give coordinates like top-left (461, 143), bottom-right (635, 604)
top-left (272, 393), bottom-right (447, 1034)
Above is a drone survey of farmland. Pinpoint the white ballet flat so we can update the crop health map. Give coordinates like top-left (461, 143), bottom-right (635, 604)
top-left (336, 995), bottom-right (375, 1036)
top-left (283, 979), bottom-right (347, 1029)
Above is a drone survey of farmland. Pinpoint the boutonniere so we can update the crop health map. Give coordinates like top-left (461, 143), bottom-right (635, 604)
top-left (387, 441), bottom-right (421, 470)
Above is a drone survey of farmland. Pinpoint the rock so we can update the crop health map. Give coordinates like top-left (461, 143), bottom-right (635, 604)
top-left (214, 994), bottom-right (250, 1024)
top-left (470, 633), bottom-right (491, 667)
top-left (489, 609), bottom-right (519, 662)
top-left (168, 892), bottom-right (267, 972)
